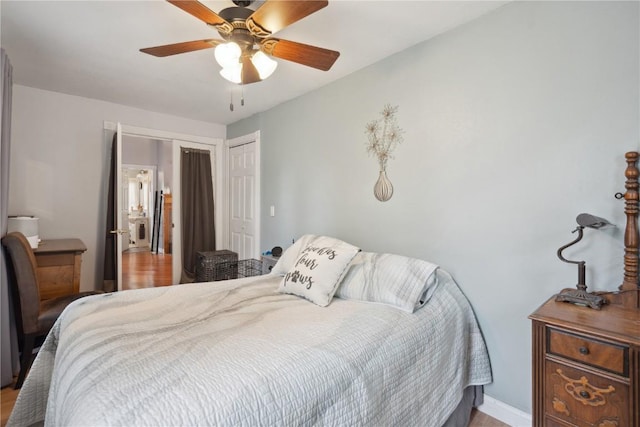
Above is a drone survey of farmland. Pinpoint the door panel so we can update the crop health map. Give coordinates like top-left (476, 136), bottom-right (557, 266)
top-left (229, 143), bottom-right (257, 260)
top-left (115, 123), bottom-right (123, 291)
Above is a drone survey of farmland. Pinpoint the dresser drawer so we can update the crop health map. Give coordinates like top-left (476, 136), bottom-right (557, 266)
top-left (544, 416), bottom-right (577, 427)
top-left (545, 360), bottom-right (629, 427)
top-left (548, 328), bottom-right (628, 376)
top-left (261, 255), bottom-right (279, 275)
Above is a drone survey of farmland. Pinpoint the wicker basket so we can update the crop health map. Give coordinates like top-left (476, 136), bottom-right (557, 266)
top-left (214, 259), bottom-right (263, 280)
top-left (238, 259), bottom-right (263, 278)
top-left (195, 250), bottom-right (238, 282)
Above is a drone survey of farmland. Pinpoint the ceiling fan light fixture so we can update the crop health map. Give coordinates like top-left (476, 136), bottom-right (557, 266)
top-left (214, 42), bottom-right (241, 68)
top-left (251, 51), bottom-right (278, 80)
top-left (220, 63), bottom-right (242, 84)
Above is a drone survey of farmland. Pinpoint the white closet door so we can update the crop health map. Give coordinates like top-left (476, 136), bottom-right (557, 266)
top-left (229, 143), bottom-right (257, 260)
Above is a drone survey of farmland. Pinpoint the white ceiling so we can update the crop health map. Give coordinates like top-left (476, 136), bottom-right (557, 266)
top-left (1, 1), bottom-right (507, 125)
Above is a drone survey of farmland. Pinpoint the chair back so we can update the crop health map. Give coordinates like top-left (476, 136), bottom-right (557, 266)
top-left (1, 232), bottom-right (41, 336)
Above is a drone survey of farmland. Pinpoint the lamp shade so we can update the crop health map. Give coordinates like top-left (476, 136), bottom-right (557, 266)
top-left (7, 216), bottom-right (39, 248)
top-left (214, 42), bottom-right (241, 68)
top-left (576, 213), bottom-right (613, 229)
top-left (251, 51), bottom-right (277, 80)
top-left (220, 62), bottom-right (242, 84)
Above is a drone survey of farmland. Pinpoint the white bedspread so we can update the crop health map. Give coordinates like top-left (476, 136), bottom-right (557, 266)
top-left (8, 271), bottom-right (491, 427)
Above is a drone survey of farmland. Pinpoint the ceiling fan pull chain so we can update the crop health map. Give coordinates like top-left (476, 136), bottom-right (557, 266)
top-left (230, 90), bottom-right (234, 112)
top-left (241, 86), bottom-right (245, 107)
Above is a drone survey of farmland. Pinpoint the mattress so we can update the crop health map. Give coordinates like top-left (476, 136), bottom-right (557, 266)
top-left (8, 271), bottom-right (492, 427)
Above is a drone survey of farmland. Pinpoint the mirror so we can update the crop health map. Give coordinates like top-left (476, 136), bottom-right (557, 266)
top-left (122, 166), bottom-right (154, 251)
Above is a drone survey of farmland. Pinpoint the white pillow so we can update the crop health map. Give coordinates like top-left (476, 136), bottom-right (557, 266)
top-left (335, 252), bottom-right (439, 313)
top-left (277, 236), bottom-right (360, 307)
top-left (270, 234), bottom-right (318, 276)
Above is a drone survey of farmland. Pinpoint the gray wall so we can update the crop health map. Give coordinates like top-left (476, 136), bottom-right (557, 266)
top-left (229, 1), bottom-right (639, 413)
top-left (9, 86), bottom-right (225, 290)
top-left (122, 136), bottom-right (158, 165)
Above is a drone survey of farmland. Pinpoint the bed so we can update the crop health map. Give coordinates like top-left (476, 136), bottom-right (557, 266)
top-left (7, 235), bottom-right (492, 427)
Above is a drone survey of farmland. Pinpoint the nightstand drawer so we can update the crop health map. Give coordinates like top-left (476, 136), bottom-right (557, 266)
top-left (261, 255), bottom-right (279, 275)
top-left (548, 328), bottom-right (628, 376)
top-left (545, 360), bottom-right (629, 427)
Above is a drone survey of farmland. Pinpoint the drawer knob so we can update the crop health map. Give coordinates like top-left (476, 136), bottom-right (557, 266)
top-left (552, 398), bottom-right (570, 416)
top-left (579, 346), bottom-right (589, 355)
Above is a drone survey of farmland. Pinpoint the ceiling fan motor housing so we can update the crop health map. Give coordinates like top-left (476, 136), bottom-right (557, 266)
top-left (232, 0), bottom-right (254, 6)
top-left (217, 7), bottom-right (256, 50)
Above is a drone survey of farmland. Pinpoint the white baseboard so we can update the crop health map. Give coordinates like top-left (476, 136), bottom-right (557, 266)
top-left (477, 395), bottom-right (532, 427)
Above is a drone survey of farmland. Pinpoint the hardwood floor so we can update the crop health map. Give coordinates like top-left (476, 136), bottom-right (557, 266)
top-left (0, 384), bottom-right (18, 427)
top-left (122, 249), bottom-right (173, 289)
top-left (469, 408), bottom-right (511, 426)
top-left (2, 380), bottom-right (510, 427)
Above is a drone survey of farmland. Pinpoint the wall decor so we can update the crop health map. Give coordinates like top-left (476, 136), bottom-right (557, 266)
top-left (365, 104), bottom-right (404, 202)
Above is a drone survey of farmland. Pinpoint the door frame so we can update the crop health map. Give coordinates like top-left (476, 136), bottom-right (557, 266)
top-left (226, 131), bottom-right (261, 259)
top-left (104, 121), bottom-right (224, 287)
top-left (172, 139), bottom-right (223, 282)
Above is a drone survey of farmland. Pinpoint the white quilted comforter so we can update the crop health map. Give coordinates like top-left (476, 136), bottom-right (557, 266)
top-left (8, 272), bottom-right (491, 427)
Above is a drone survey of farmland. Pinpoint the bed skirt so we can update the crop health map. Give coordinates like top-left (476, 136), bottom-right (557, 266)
top-left (442, 385), bottom-right (484, 427)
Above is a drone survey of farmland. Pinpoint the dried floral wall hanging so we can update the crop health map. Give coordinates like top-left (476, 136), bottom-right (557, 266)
top-left (365, 104), bottom-right (404, 202)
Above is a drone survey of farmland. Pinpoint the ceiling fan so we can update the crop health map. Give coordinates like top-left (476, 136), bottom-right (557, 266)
top-left (140, 0), bottom-right (340, 85)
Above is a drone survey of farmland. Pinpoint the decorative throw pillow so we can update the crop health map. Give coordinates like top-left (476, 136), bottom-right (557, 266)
top-left (270, 234), bottom-right (318, 276)
top-left (277, 236), bottom-right (360, 307)
top-left (335, 252), bottom-right (439, 313)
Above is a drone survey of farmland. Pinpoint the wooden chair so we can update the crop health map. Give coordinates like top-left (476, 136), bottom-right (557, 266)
top-left (1, 232), bottom-right (102, 389)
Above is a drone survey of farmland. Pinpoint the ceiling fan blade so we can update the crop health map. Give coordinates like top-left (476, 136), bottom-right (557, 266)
top-left (246, 0), bottom-right (328, 38)
top-left (167, 0), bottom-right (233, 34)
top-left (140, 39), bottom-right (221, 57)
top-left (261, 39), bottom-right (339, 71)
top-left (241, 56), bottom-right (262, 85)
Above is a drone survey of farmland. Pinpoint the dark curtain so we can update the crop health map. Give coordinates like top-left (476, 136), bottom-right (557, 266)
top-left (102, 133), bottom-right (117, 292)
top-left (181, 148), bottom-right (216, 282)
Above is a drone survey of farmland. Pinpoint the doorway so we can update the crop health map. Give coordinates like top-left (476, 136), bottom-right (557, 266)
top-left (121, 138), bottom-right (171, 290)
top-left (104, 122), bottom-right (225, 290)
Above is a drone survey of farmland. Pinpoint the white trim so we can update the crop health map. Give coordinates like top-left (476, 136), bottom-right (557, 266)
top-left (103, 121), bottom-right (217, 146)
top-left (477, 395), bottom-right (532, 427)
top-left (225, 131), bottom-right (261, 259)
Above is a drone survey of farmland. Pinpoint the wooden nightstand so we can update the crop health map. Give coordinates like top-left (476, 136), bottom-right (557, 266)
top-left (33, 238), bottom-right (87, 301)
top-left (529, 296), bottom-right (639, 427)
top-left (261, 255), bottom-right (279, 275)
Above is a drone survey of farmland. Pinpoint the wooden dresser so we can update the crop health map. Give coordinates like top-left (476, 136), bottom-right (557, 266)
top-left (530, 297), bottom-right (639, 427)
top-left (33, 238), bottom-right (87, 301)
top-left (163, 194), bottom-right (172, 254)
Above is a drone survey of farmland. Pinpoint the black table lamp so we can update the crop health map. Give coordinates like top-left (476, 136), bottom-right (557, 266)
top-left (555, 213), bottom-right (614, 309)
